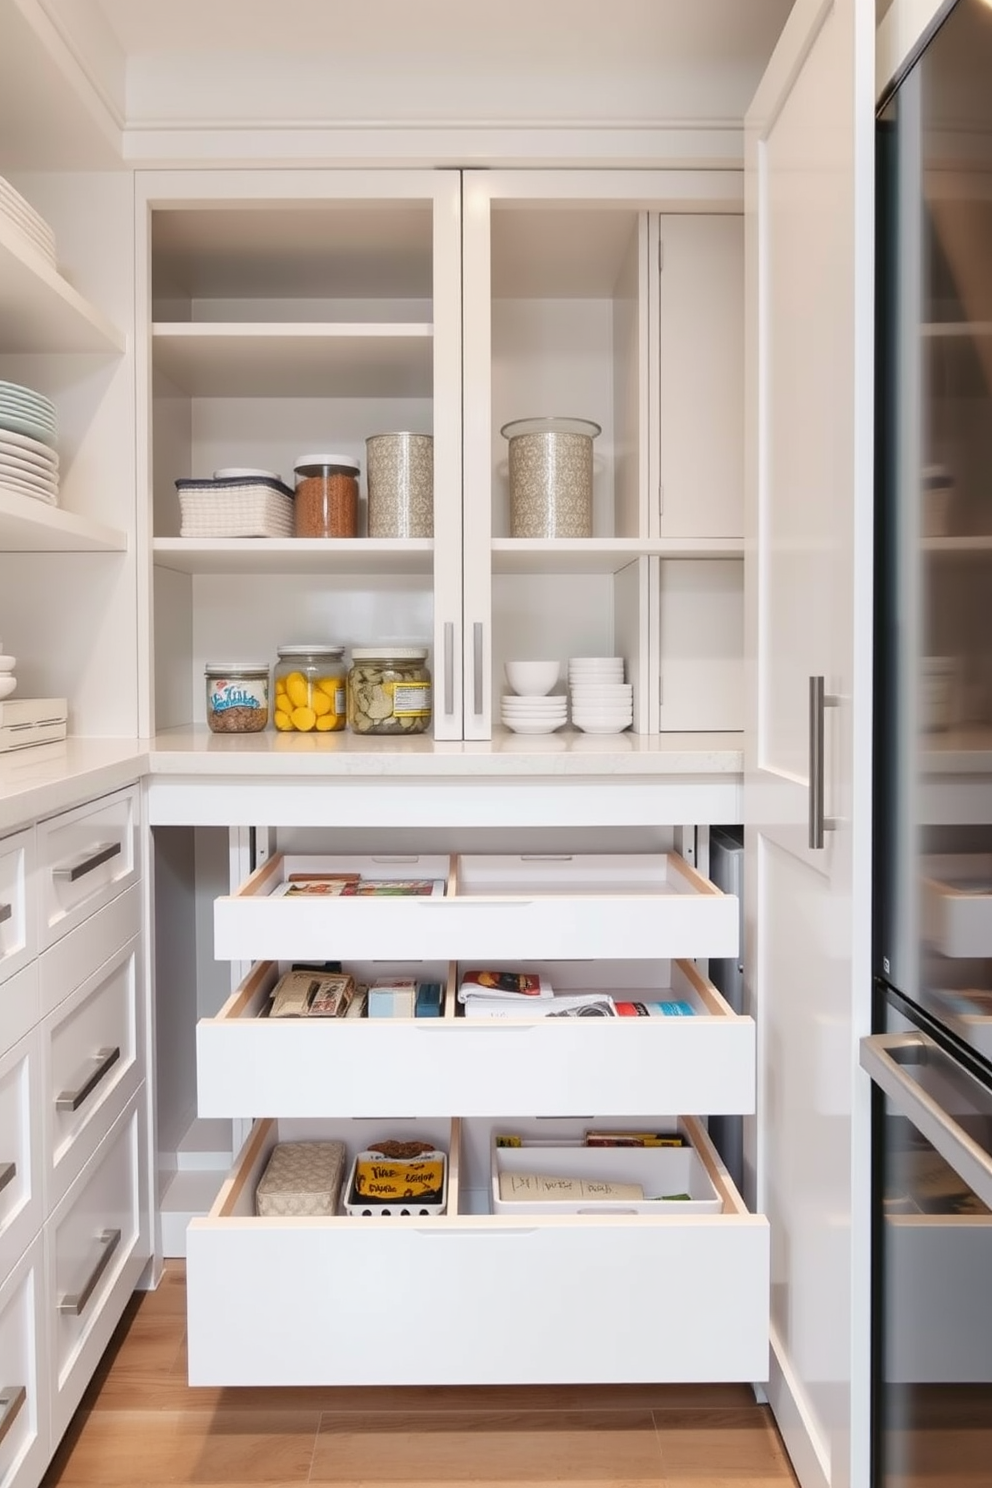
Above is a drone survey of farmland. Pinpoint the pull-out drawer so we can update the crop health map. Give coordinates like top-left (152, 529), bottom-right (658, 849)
top-left (187, 1113), bottom-right (768, 1386)
top-left (0, 1026), bottom-right (44, 1279)
top-left (0, 827), bottom-right (34, 991)
top-left (47, 1090), bottom-right (149, 1445)
top-left (0, 1234), bottom-right (49, 1488)
top-left (923, 854), bottom-right (992, 958)
top-left (37, 787), bottom-right (139, 950)
top-left (197, 958), bottom-right (755, 1118)
top-left (213, 851), bottom-right (738, 963)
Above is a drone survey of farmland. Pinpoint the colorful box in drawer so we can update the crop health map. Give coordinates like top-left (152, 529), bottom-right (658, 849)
top-left (255, 1140), bottom-right (346, 1217)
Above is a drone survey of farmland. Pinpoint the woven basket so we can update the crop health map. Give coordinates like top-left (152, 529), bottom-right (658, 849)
top-left (176, 477), bottom-right (295, 539)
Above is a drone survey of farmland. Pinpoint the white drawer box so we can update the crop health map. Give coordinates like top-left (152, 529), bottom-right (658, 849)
top-left (0, 962), bottom-right (40, 1074)
top-left (213, 852), bottom-right (739, 963)
top-left (43, 935), bottom-right (142, 1210)
top-left (0, 829), bottom-right (34, 992)
top-left (47, 1090), bottom-right (149, 1446)
top-left (37, 788), bottom-right (139, 951)
top-left (0, 1233), bottom-right (49, 1488)
top-left (923, 854), bottom-right (992, 959)
top-left (187, 1113), bottom-right (768, 1386)
top-left (196, 958), bottom-right (755, 1119)
top-left (0, 1028), bottom-right (44, 1281)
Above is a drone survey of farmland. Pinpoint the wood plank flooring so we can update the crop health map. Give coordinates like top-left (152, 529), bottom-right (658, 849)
top-left (42, 1261), bottom-right (800, 1487)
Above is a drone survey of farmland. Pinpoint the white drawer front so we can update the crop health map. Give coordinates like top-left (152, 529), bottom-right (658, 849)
top-left (214, 851), bottom-right (738, 963)
top-left (38, 883), bottom-right (142, 1021)
top-left (0, 829), bottom-right (34, 993)
top-left (47, 1091), bottom-right (148, 1445)
top-left (187, 1114), bottom-right (768, 1387)
top-left (197, 959), bottom-right (755, 1119)
top-left (43, 936), bottom-right (142, 1210)
top-left (37, 788), bottom-right (139, 950)
top-left (0, 963), bottom-right (40, 1076)
top-left (0, 1233), bottom-right (49, 1488)
top-left (0, 1028), bottom-right (44, 1281)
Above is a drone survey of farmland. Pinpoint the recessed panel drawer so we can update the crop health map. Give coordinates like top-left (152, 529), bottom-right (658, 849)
top-left (37, 788), bottom-right (139, 951)
top-left (196, 958), bottom-right (755, 1119)
top-left (0, 1026), bottom-right (44, 1281)
top-left (38, 883), bottom-right (141, 1021)
top-left (213, 852), bottom-right (738, 963)
top-left (187, 1113), bottom-right (768, 1386)
top-left (0, 827), bottom-right (35, 992)
top-left (0, 1233), bottom-right (49, 1488)
top-left (0, 959), bottom-right (40, 1075)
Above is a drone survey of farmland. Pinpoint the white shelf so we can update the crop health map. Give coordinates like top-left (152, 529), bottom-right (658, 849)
top-left (0, 217), bottom-right (124, 355)
top-left (923, 536), bottom-right (992, 556)
top-left (0, 487), bottom-right (127, 553)
top-left (491, 537), bottom-right (744, 574)
top-left (152, 536), bottom-right (434, 575)
top-left (152, 322), bottom-right (433, 397)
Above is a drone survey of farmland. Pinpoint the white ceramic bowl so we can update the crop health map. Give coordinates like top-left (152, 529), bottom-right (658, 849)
top-left (0, 676), bottom-right (16, 700)
top-left (572, 711), bottom-right (633, 726)
top-left (573, 718), bottom-right (630, 734)
top-left (0, 655), bottom-right (16, 671)
top-left (502, 705), bottom-right (567, 717)
top-left (569, 657), bottom-right (623, 668)
top-left (502, 717), bottom-right (567, 734)
top-left (504, 660), bottom-right (560, 697)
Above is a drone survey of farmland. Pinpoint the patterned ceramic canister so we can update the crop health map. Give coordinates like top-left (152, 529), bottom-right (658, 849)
top-left (502, 417), bottom-right (601, 538)
top-left (366, 432), bottom-right (434, 537)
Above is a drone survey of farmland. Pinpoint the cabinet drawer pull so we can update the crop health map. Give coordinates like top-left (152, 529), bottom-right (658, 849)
top-left (0, 901), bottom-right (11, 926)
top-left (0, 1385), bottom-right (26, 1446)
top-left (473, 622), bottom-right (484, 715)
top-left (56, 1046), bottom-right (120, 1112)
top-left (58, 1228), bottom-right (121, 1316)
top-left (808, 676), bottom-right (838, 849)
top-left (0, 1161), bottom-right (15, 1195)
top-left (443, 619), bottom-right (454, 716)
top-left (415, 899), bottom-right (534, 909)
top-left (52, 840), bottom-right (122, 884)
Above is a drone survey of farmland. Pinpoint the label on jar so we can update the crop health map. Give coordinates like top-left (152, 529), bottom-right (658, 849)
top-left (388, 681), bottom-right (432, 717)
top-left (207, 677), bottom-right (268, 731)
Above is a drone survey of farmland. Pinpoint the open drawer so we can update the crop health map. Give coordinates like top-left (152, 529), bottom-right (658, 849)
top-left (923, 854), bottom-right (992, 959)
top-left (186, 1113), bottom-right (768, 1387)
top-left (212, 851), bottom-right (739, 963)
top-left (196, 957), bottom-right (755, 1118)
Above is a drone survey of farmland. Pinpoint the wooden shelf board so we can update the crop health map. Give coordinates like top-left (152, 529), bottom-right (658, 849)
top-left (0, 487), bottom-right (127, 552)
top-left (152, 323), bottom-right (433, 397)
top-left (490, 537), bottom-right (744, 574)
top-left (0, 219), bottom-right (124, 354)
top-left (152, 537), bottom-right (435, 576)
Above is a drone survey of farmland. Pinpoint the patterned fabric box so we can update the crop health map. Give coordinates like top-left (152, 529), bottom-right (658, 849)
top-left (255, 1140), bottom-right (347, 1217)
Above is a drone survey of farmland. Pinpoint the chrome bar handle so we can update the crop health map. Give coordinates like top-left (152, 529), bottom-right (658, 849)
top-left (0, 1162), bottom-right (14, 1196)
top-left (53, 841), bottom-right (121, 884)
top-left (0, 1385), bottom-right (25, 1447)
top-left (56, 1046), bottom-right (120, 1112)
top-left (58, 1228), bottom-right (121, 1316)
top-left (860, 1033), bottom-right (992, 1212)
top-left (473, 622), bottom-right (484, 715)
top-left (808, 676), bottom-right (838, 849)
top-left (0, 902), bottom-right (11, 926)
top-left (443, 621), bottom-right (454, 716)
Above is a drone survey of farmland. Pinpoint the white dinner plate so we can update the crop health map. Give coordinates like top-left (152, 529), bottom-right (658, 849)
top-left (0, 419), bottom-right (57, 451)
top-left (0, 446), bottom-right (59, 478)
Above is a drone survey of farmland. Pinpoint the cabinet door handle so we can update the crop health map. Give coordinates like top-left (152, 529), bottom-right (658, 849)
top-left (443, 621), bottom-right (454, 716)
top-left (473, 622), bottom-right (484, 715)
top-left (56, 1046), bottom-right (120, 1112)
top-left (58, 1228), bottom-right (121, 1316)
top-left (808, 676), bottom-right (838, 849)
top-left (0, 901), bottom-right (11, 926)
top-left (0, 1385), bottom-right (25, 1446)
top-left (0, 1161), bottom-right (15, 1196)
top-left (52, 840), bottom-right (121, 884)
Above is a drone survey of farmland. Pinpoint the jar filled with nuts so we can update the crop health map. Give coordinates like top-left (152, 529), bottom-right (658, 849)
top-left (348, 647), bottom-right (432, 735)
top-left (293, 454), bottom-right (359, 538)
top-left (204, 664), bottom-right (270, 733)
top-left (273, 645), bottom-right (347, 732)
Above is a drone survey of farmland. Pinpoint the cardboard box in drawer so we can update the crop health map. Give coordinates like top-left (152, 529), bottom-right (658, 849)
top-left (255, 1140), bottom-right (346, 1217)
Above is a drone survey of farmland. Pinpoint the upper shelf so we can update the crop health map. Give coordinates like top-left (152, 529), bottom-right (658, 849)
top-left (0, 487), bottom-right (127, 553)
top-left (0, 217), bottom-right (124, 355)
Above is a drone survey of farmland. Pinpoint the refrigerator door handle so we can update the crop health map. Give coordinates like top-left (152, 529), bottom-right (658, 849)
top-left (808, 676), bottom-right (839, 849)
top-left (860, 1031), bottom-right (992, 1211)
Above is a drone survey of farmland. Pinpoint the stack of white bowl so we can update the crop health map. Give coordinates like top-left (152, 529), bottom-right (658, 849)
top-left (0, 644), bottom-right (17, 702)
top-left (568, 656), bottom-right (632, 734)
top-left (501, 660), bottom-right (566, 734)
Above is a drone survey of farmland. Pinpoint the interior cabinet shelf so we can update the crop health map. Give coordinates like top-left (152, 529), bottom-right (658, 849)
top-left (151, 323), bottom-right (433, 397)
top-left (0, 218), bottom-right (124, 355)
top-left (490, 537), bottom-right (744, 574)
top-left (0, 488), bottom-right (127, 553)
top-left (152, 536), bottom-right (433, 576)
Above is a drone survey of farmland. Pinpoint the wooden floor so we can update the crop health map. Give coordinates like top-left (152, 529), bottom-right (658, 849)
top-left (43, 1261), bottom-right (799, 1487)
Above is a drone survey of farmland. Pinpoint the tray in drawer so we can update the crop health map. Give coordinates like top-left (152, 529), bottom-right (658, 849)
top-left (186, 1113), bottom-right (768, 1387)
top-left (923, 854), bottom-right (992, 959)
top-left (196, 957), bottom-right (755, 1118)
top-left (213, 851), bottom-right (738, 963)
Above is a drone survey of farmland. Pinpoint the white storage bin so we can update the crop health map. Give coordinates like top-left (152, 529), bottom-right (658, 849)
top-left (923, 854), bottom-right (992, 959)
top-left (491, 1132), bottom-right (722, 1215)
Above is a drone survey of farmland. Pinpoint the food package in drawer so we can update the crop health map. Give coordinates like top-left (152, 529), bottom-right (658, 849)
top-left (255, 1140), bottom-right (347, 1217)
top-left (344, 1141), bottom-right (447, 1217)
top-left (491, 1133), bottom-right (722, 1215)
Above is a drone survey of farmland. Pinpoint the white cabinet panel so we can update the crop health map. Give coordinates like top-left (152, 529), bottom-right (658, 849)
top-left (0, 1234), bottom-right (49, 1488)
top-left (0, 830), bottom-right (34, 993)
top-left (0, 1028), bottom-right (44, 1281)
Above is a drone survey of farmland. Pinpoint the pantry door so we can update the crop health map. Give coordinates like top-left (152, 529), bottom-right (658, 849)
top-left (744, 2), bottom-right (874, 1487)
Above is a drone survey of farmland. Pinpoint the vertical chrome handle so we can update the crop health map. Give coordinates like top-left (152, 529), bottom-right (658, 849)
top-left (473, 622), bottom-right (484, 716)
top-left (0, 1385), bottom-right (25, 1446)
top-left (0, 902), bottom-right (11, 926)
top-left (58, 1228), bottom-right (121, 1315)
top-left (443, 621), bottom-right (454, 716)
top-left (0, 1162), bottom-right (15, 1196)
top-left (53, 840), bottom-right (121, 884)
top-left (808, 676), bottom-right (838, 849)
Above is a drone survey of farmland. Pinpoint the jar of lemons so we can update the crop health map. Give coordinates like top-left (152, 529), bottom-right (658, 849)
top-left (273, 645), bottom-right (346, 733)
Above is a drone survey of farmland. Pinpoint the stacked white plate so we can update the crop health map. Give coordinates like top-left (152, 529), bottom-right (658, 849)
top-left (568, 657), bottom-right (632, 734)
top-left (0, 175), bottom-right (57, 268)
top-left (0, 647), bottom-right (16, 702)
top-left (0, 381), bottom-right (57, 449)
top-left (0, 426), bottom-right (60, 506)
top-left (500, 693), bottom-right (568, 735)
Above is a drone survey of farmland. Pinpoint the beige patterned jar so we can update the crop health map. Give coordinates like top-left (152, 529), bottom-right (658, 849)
top-left (365, 432), bottom-right (434, 537)
top-left (502, 417), bottom-right (601, 538)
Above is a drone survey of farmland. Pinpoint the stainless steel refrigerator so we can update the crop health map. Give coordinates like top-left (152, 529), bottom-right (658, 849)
top-left (865, 1), bottom-right (992, 1480)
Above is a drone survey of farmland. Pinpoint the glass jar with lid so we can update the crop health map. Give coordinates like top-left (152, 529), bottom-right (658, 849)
top-left (273, 645), bottom-right (347, 732)
top-left (347, 646), bottom-right (432, 735)
top-left (293, 455), bottom-right (359, 538)
top-left (204, 663), bottom-right (269, 733)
